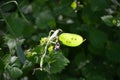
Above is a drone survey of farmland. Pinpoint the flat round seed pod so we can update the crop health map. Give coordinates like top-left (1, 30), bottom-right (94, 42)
top-left (59, 33), bottom-right (84, 47)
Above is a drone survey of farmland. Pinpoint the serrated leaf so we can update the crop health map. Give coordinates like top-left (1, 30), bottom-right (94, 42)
top-left (22, 61), bottom-right (33, 74)
top-left (22, 61), bottom-right (33, 70)
top-left (47, 51), bottom-right (69, 74)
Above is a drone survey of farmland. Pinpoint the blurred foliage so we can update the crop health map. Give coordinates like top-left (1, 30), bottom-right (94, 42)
top-left (0, 0), bottom-right (120, 80)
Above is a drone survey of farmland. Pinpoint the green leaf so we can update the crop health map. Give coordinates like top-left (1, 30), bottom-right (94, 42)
top-left (10, 56), bottom-right (17, 64)
top-left (35, 10), bottom-right (56, 29)
top-left (6, 14), bottom-right (26, 37)
top-left (88, 29), bottom-right (108, 54)
top-left (87, 0), bottom-right (109, 11)
top-left (22, 61), bottom-right (33, 74)
top-left (101, 15), bottom-right (114, 27)
top-left (0, 60), bottom-right (4, 73)
top-left (8, 66), bottom-right (23, 78)
top-left (0, 54), bottom-right (11, 72)
top-left (59, 33), bottom-right (84, 47)
top-left (22, 24), bottom-right (35, 38)
top-left (6, 38), bottom-right (16, 54)
top-left (47, 51), bottom-right (69, 74)
top-left (73, 52), bottom-right (87, 66)
top-left (0, 51), bottom-right (4, 70)
top-left (4, 36), bottom-right (26, 63)
top-left (53, 0), bottom-right (75, 17)
top-left (22, 61), bottom-right (33, 70)
top-left (11, 56), bottom-right (22, 68)
top-left (16, 43), bottom-right (26, 63)
top-left (82, 5), bottom-right (100, 25)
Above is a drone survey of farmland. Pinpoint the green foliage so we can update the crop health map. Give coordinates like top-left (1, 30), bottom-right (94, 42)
top-left (6, 15), bottom-right (25, 37)
top-left (106, 42), bottom-right (120, 63)
top-left (0, 54), bottom-right (11, 73)
top-left (0, 0), bottom-right (120, 80)
top-left (88, 28), bottom-right (108, 54)
top-left (35, 10), bottom-right (56, 29)
top-left (48, 51), bottom-right (69, 74)
top-left (7, 66), bottom-right (23, 78)
top-left (101, 15), bottom-right (114, 27)
top-left (4, 36), bottom-right (26, 63)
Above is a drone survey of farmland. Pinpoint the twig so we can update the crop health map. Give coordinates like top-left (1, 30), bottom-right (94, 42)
top-left (40, 29), bottom-right (62, 70)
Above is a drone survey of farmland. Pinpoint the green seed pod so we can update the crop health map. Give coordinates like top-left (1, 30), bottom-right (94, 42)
top-left (59, 33), bottom-right (84, 47)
